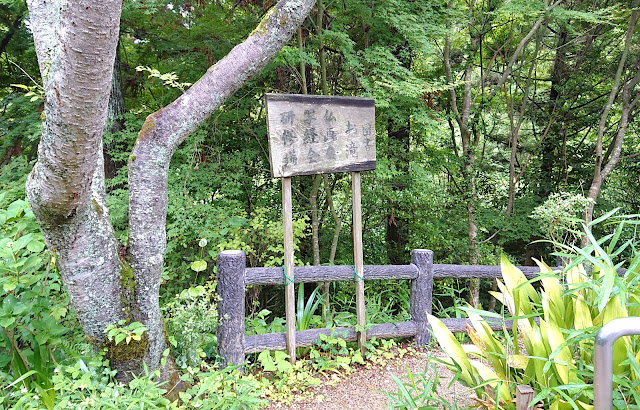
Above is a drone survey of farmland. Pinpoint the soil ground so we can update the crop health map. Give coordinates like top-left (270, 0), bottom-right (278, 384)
top-left (267, 345), bottom-right (477, 409)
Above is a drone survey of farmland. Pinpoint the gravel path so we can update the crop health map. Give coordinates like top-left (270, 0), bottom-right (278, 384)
top-left (267, 345), bottom-right (477, 409)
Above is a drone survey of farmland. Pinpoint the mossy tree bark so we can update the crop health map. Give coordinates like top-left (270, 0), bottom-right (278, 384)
top-left (25, 0), bottom-right (315, 380)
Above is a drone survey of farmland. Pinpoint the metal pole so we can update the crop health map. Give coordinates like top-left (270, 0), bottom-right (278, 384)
top-left (593, 317), bottom-right (640, 409)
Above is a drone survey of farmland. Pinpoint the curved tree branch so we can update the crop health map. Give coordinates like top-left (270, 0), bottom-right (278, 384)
top-left (127, 0), bottom-right (315, 369)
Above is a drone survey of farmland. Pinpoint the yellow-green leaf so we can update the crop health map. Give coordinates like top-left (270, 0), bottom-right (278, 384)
top-left (544, 318), bottom-right (572, 384)
top-left (190, 260), bottom-right (207, 272)
top-left (508, 354), bottom-right (529, 369)
top-left (470, 360), bottom-right (512, 404)
top-left (574, 293), bottom-right (593, 330)
top-left (427, 314), bottom-right (475, 386)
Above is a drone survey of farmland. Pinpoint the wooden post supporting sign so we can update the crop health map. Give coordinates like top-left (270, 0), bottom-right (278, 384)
top-left (352, 171), bottom-right (366, 354)
top-left (282, 177), bottom-right (296, 363)
top-left (266, 93), bottom-right (375, 362)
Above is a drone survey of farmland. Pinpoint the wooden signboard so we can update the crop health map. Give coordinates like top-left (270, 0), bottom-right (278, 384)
top-left (265, 94), bottom-right (376, 177)
top-left (265, 93), bottom-right (375, 361)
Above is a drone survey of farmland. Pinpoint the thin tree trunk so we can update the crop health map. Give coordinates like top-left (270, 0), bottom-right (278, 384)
top-left (0, 13), bottom-right (23, 57)
top-left (506, 34), bottom-right (541, 216)
top-left (582, 2), bottom-right (639, 246)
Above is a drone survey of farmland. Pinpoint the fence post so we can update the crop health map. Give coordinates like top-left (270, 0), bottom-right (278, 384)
top-left (217, 250), bottom-right (246, 367)
top-left (410, 249), bottom-right (434, 346)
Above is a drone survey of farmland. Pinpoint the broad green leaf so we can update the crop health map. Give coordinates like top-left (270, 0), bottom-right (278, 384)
top-left (427, 313), bottom-right (475, 386)
top-left (531, 325), bottom-right (548, 384)
top-left (573, 294), bottom-right (593, 330)
top-left (273, 351), bottom-right (293, 373)
top-left (501, 254), bottom-right (540, 306)
top-left (27, 239), bottom-right (45, 253)
top-left (258, 351), bottom-right (277, 372)
top-left (3, 277), bottom-right (17, 292)
top-left (190, 260), bottom-right (207, 272)
top-left (467, 311), bottom-right (506, 379)
top-left (508, 354), bottom-right (529, 369)
top-left (0, 316), bottom-right (16, 327)
top-left (470, 360), bottom-right (512, 404)
top-left (114, 333), bottom-right (126, 345)
top-left (462, 344), bottom-right (482, 356)
top-left (544, 319), bottom-right (572, 384)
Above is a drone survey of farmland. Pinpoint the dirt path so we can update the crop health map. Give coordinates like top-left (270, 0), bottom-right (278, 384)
top-left (267, 346), bottom-right (477, 409)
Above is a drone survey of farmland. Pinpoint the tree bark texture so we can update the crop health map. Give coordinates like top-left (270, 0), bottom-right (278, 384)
top-left (217, 250), bottom-right (246, 367)
top-left (582, 2), bottom-right (639, 243)
top-left (26, 0), bottom-right (124, 344)
top-left (410, 250), bottom-right (433, 346)
top-left (25, 0), bottom-right (315, 377)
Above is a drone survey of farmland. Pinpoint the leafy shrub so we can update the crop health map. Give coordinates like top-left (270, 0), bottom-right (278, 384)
top-left (0, 197), bottom-right (72, 409)
top-left (162, 282), bottom-right (220, 368)
top-left (178, 363), bottom-right (267, 409)
top-left (530, 192), bottom-right (593, 247)
top-left (0, 157), bottom-right (32, 209)
top-left (429, 220), bottom-right (640, 409)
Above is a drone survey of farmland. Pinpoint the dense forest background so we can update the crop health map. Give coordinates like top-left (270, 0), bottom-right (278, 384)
top-left (2, 0), bottom-right (639, 312)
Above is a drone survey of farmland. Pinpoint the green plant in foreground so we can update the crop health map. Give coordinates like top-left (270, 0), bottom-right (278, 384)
top-left (429, 220), bottom-right (640, 409)
top-left (0, 197), bottom-right (71, 410)
top-left (296, 283), bottom-right (323, 332)
top-left (385, 361), bottom-right (461, 410)
top-left (162, 282), bottom-right (220, 368)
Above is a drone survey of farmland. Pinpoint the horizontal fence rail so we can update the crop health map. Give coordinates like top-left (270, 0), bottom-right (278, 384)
top-left (243, 318), bottom-right (521, 354)
top-left (244, 264), bottom-right (545, 286)
top-left (245, 264), bottom-right (419, 285)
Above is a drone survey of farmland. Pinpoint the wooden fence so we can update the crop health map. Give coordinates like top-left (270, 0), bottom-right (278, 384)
top-left (216, 248), bottom-right (543, 366)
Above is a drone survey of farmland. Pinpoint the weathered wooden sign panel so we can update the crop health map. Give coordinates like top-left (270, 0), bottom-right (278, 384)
top-left (265, 94), bottom-right (376, 178)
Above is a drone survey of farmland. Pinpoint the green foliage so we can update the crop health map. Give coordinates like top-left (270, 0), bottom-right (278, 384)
top-left (104, 320), bottom-right (148, 347)
top-left (161, 283), bottom-right (219, 368)
top-left (0, 88), bottom-right (42, 160)
top-left (531, 192), bottom-right (593, 246)
top-left (296, 283), bottom-right (323, 331)
top-left (384, 361), bottom-right (461, 410)
top-left (0, 157), bottom-right (32, 209)
top-left (257, 350), bottom-right (293, 374)
top-left (3, 354), bottom-right (174, 409)
top-left (178, 363), bottom-right (268, 409)
top-left (135, 66), bottom-right (192, 93)
top-left (0, 198), bottom-right (72, 409)
top-left (429, 218), bottom-right (640, 409)
top-left (245, 309), bottom-right (286, 336)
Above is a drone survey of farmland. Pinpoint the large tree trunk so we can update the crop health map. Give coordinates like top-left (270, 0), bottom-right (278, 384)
top-left (26, 0), bottom-right (125, 344)
top-left (26, 0), bottom-right (315, 380)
